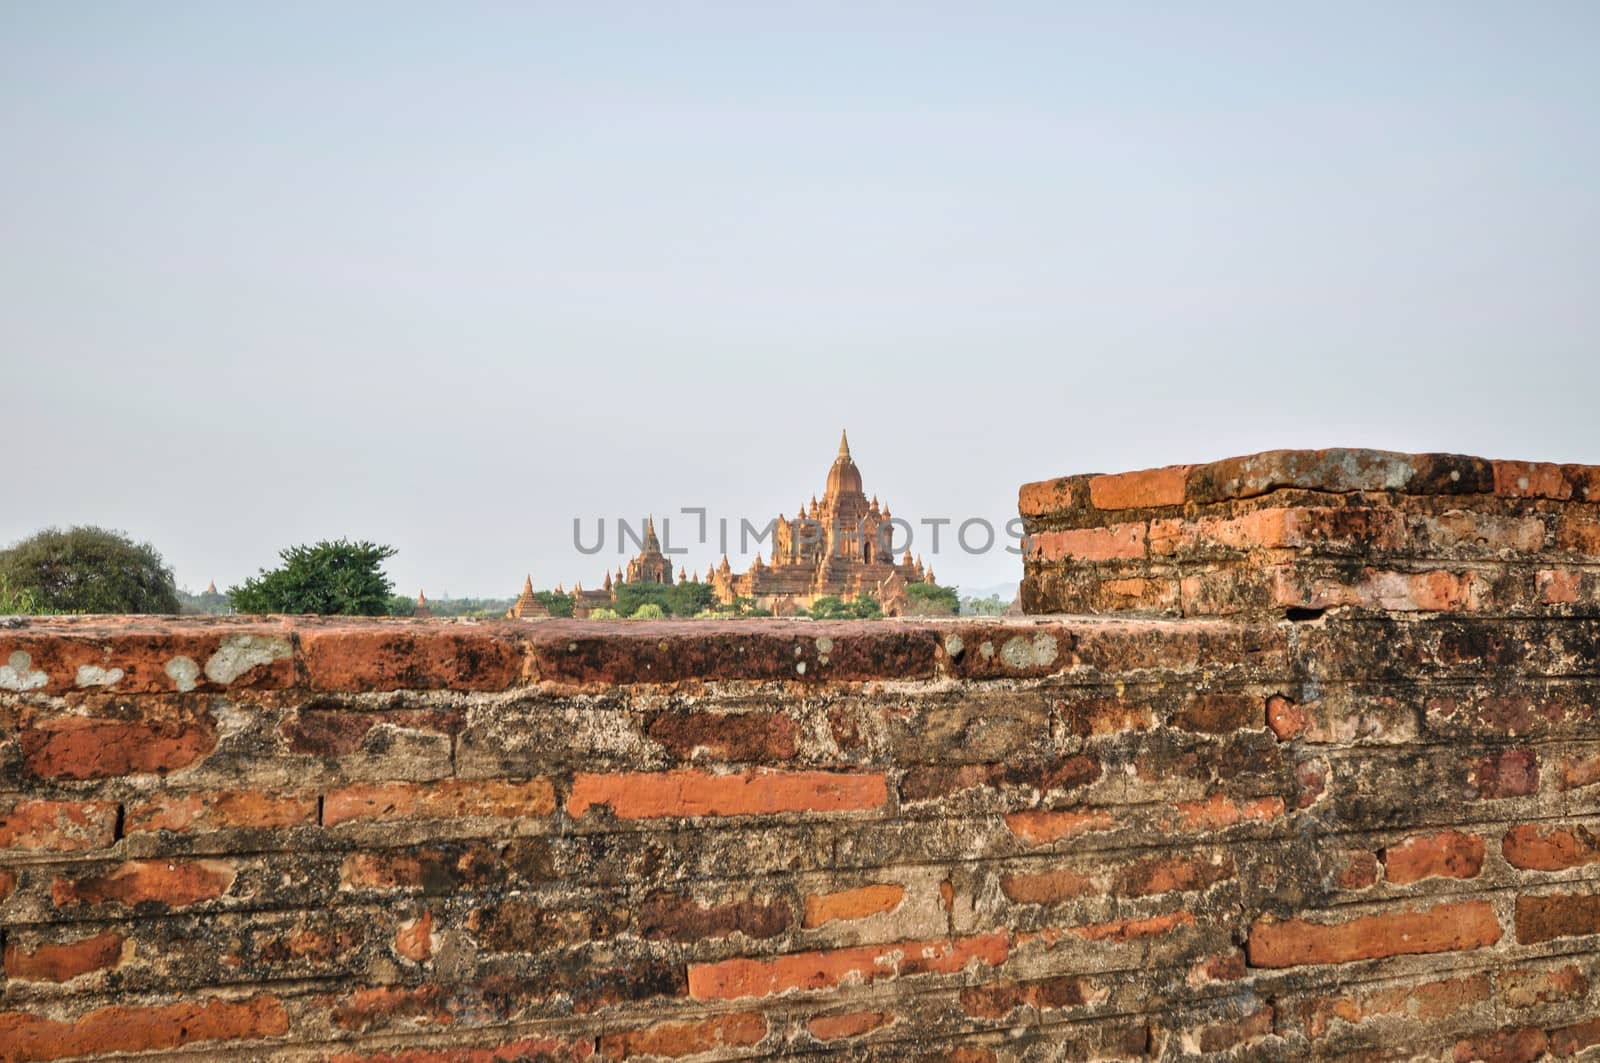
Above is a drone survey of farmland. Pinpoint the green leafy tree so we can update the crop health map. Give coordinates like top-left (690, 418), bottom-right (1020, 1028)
top-left (386, 594), bottom-right (416, 616)
top-left (633, 602), bottom-right (667, 619)
top-left (666, 581), bottom-right (715, 618)
top-left (905, 582), bottom-right (961, 616)
top-left (808, 594), bottom-right (882, 620)
top-left (589, 607), bottom-right (620, 620)
top-left (960, 593), bottom-right (1010, 616)
top-left (0, 526), bottom-right (179, 614)
top-left (229, 540), bottom-right (396, 616)
top-left (611, 582), bottom-right (671, 618)
top-left (534, 591), bottom-right (575, 618)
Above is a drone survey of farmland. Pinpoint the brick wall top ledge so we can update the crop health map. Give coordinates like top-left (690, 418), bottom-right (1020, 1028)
top-left (1021, 447), bottom-right (1600, 518)
top-left (0, 614), bottom-right (1289, 695)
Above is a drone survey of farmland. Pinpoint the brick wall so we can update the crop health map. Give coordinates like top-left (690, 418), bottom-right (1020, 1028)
top-left (0, 448), bottom-right (1596, 1061)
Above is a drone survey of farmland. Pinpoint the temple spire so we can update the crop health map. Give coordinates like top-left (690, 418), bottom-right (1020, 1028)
top-left (838, 429), bottom-right (851, 459)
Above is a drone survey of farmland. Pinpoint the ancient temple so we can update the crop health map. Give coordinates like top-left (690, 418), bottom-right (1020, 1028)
top-left (507, 576), bottom-right (550, 619)
top-left (625, 517), bottom-right (675, 585)
top-left (413, 591), bottom-right (433, 619)
top-left (711, 431), bottom-right (933, 615)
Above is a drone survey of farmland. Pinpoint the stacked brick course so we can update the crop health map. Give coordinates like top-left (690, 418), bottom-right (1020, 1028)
top-left (0, 448), bottom-right (1595, 1060)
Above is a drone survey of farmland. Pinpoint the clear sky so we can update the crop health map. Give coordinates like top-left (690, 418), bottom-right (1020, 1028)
top-left (4, 2), bottom-right (1598, 598)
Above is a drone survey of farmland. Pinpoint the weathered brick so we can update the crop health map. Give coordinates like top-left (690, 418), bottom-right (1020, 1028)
top-left (324, 779), bottom-right (556, 826)
top-left (1493, 460), bottom-right (1571, 499)
top-left (1472, 748), bottom-right (1539, 799)
top-left (22, 714), bottom-right (217, 780)
top-left (639, 893), bottom-right (792, 942)
top-left (393, 911), bottom-right (434, 963)
top-left (1089, 466), bottom-right (1189, 510)
top-left (687, 933), bottom-right (1007, 1000)
top-left (599, 1013), bottom-right (767, 1058)
top-left (1514, 892), bottom-right (1600, 944)
top-left (1004, 809), bottom-right (1115, 846)
top-left (301, 626), bottom-right (525, 691)
top-left (1174, 693), bottom-right (1262, 733)
top-left (327, 1039), bottom-right (594, 1063)
top-left (1026, 524), bottom-right (1145, 563)
top-left (285, 707), bottom-right (463, 756)
top-left (1248, 900), bottom-right (1502, 967)
top-left (0, 995), bottom-right (288, 1059)
top-left (1018, 477), bottom-right (1074, 519)
top-left (1500, 964), bottom-right (1588, 1009)
top-left (1502, 823), bottom-right (1600, 871)
top-left (1453, 1027), bottom-right (1548, 1063)
top-left (959, 975), bottom-right (1102, 1018)
top-left (125, 791), bottom-right (317, 834)
top-left (1383, 831), bottom-right (1486, 884)
top-left (1550, 1018), bottom-right (1600, 1057)
top-left (568, 769), bottom-right (886, 820)
top-left (0, 800), bottom-right (118, 852)
top-left (1113, 852), bottom-right (1235, 897)
top-left (3, 931), bottom-right (125, 982)
top-left (1169, 794), bottom-right (1285, 831)
top-left (647, 711), bottom-right (799, 762)
top-left (1001, 868), bottom-right (1095, 906)
top-left (803, 884), bottom-right (905, 928)
top-left (1295, 973), bottom-right (1490, 1040)
top-left (805, 1010), bottom-right (894, 1041)
top-left (52, 859), bottom-right (236, 910)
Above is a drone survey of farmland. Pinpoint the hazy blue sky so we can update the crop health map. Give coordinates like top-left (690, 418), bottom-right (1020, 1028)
top-left (5, 2), bottom-right (1598, 597)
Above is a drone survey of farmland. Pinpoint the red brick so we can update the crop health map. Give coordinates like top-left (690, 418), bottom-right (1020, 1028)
top-left (959, 975), bottom-right (1101, 1018)
top-left (805, 1010), bottom-right (894, 1041)
top-left (1515, 892), bottom-right (1600, 944)
top-left (1026, 524), bottom-right (1145, 563)
top-left (301, 626), bottom-right (524, 692)
top-left (327, 1040), bottom-right (593, 1063)
top-left (1502, 824), bottom-right (1600, 871)
top-left (1004, 809), bottom-right (1115, 846)
top-left (1174, 693), bottom-right (1262, 733)
top-left (3, 931), bottom-right (124, 982)
top-left (1473, 748), bottom-right (1539, 799)
top-left (0, 627), bottom-right (294, 695)
top-left (1493, 460), bottom-right (1570, 499)
top-left (331, 985), bottom-right (452, 1033)
top-left (1538, 568), bottom-right (1582, 604)
top-left (687, 932), bottom-right (1007, 1000)
top-left (1194, 1005), bottom-right (1274, 1053)
top-left (1563, 754), bottom-right (1600, 790)
top-left (51, 859), bottom-right (236, 909)
top-left (1453, 1028), bottom-right (1547, 1063)
top-left (0, 995), bottom-right (288, 1060)
top-left (285, 707), bottom-right (462, 756)
top-left (638, 893), bottom-right (791, 942)
top-left (599, 1013), bottom-right (767, 1057)
top-left (647, 711), bottom-right (798, 762)
top-left (22, 715), bottom-right (216, 780)
top-left (323, 778), bottom-right (556, 826)
top-left (1266, 695), bottom-right (1309, 740)
top-left (1557, 514), bottom-right (1600, 554)
top-left (1383, 831), bottom-right (1486, 884)
top-left (1089, 465), bottom-right (1189, 510)
top-left (0, 800), bottom-right (118, 852)
top-left (1113, 852), bottom-right (1235, 897)
top-left (1298, 974), bottom-right (1490, 1040)
top-left (1248, 900), bottom-right (1502, 967)
top-left (1170, 794), bottom-right (1285, 831)
top-left (0, 870), bottom-right (15, 903)
top-left (1550, 1019), bottom-right (1600, 1057)
top-left (803, 883), bottom-right (904, 928)
top-left (393, 911), bottom-right (433, 963)
top-left (1001, 869), bottom-right (1095, 905)
top-left (1329, 849), bottom-right (1380, 890)
top-left (568, 769), bottom-right (886, 820)
top-left (1069, 911), bottom-right (1195, 942)
top-left (1018, 477), bottom-right (1075, 519)
top-left (126, 791), bottom-right (317, 834)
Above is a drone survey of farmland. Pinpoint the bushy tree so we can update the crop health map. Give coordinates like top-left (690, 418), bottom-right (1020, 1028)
top-left (633, 602), bottom-right (666, 619)
top-left (534, 591), bottom-right (575, 618)
top-left (808, 594), bottom-right (881, 620)
top-left (230, 540), bottom-right (395, 616)
top-left (0, 526), bottom-right (179, 614)
top-left (666, 581), bottom-right (715, 617)
top-left (905, 582), bottom-right (961, 616)
top-left (589, 607), bottom-right (620, 620)
top-left (611, 582), bottom-right (670, 618)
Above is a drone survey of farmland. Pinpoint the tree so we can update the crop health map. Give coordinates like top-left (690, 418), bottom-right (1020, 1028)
top-left (808, 594), bottom-right (881, 620)
top-left (666, 581), bottom-right (715, 618)
top-left (534, 591), bottom-right (575, 618)
top-left (0, 526), bottom-right (179, 614)
top-left (229, 540), bottom-right (396, 616)
top-left (633, 603), bottom-right (666, 619)
top-left (905, 582), bottom-right (960, 616)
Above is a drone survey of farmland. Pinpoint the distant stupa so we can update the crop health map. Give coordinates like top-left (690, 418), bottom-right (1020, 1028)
top-left (413, 590), bottom-right (433, 619)
top-left (508, 575), bottom-right (550, 619)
